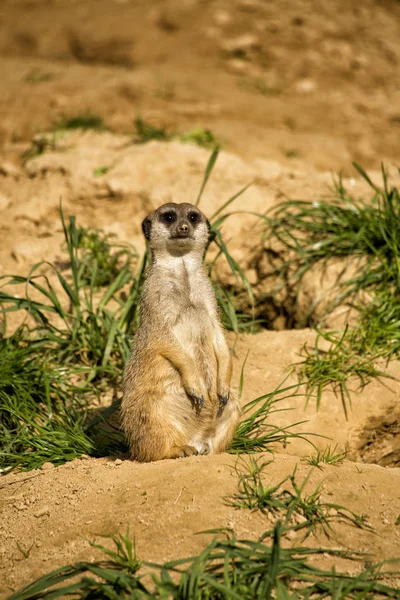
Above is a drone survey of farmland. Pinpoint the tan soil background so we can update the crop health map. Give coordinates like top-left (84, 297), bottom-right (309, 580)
top-left (1, 0), bottom-right (400, 596)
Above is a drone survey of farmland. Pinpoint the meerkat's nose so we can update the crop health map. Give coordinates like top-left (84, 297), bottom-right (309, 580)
top-left (177, 222), bottom-right (189, 235)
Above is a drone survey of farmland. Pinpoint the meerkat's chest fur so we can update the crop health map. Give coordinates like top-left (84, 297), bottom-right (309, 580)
top-left (146, 256), bottom-right (217, 327)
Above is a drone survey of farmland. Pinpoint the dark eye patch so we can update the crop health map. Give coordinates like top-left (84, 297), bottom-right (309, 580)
top-left (160, 211), bottom-right (177, 224)
top-left (188, 212), bottom-right (200, 224)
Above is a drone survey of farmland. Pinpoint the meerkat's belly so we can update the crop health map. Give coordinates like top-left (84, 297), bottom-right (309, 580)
top-left (172, 306), bottom-right (218, 388)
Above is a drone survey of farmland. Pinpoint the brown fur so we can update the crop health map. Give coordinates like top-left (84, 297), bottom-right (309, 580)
top-left (122, 202), bottom-right (240, 461)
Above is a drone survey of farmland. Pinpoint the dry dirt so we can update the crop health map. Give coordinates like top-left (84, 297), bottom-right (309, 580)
top-left (1, 0), bottom-right (400, 596)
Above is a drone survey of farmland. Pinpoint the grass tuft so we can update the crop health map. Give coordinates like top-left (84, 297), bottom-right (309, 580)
top-left (266, 164), bottom-right (400, 305)
top-left (0, 331), bottom-right (94, 472)
top-left (229, 457), bottom-right (368, 539)
top-left (298, 328), bottom-right (391, 417)
top-left (301, 444), bottom-right (347, 469)
top-left (21, 113), bottom-right (107, 163)
top-left (72, 226), bottom-right (138, 288)
top-left (24, 70), bottom-right (54, 84)
top-left (53, 113), bottom-right (106, 131)
top-left (133, 117), bottom-right (220, 149)
top-left (21, 135), bottom-right (57, 163)
top-left (178, 127), bottom-right (219, 149)
top-left (0, 211), bottom-right (143, 470)
top-left (229, 381), bottom-right (315, 455)
top-left (7, 527), bottom-right (400, 599)
top-left (265, 163), bottom-right (400, 408)
top-left (134, 116), bottom-right (171, 143)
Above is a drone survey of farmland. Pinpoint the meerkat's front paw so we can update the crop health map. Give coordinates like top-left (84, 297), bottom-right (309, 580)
top-left (217, 390), bottom-right (231, 417)
top-left (187, 391), bottom-right (205, 413)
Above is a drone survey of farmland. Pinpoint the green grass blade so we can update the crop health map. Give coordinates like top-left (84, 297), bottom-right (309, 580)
top-left (195, 146), bottom-right (220, 206)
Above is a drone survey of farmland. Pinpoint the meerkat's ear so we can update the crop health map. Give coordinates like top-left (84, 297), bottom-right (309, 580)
top-left (206, 218), bottom-right (211, 232)
top-left (142, 216), bottom-right (152, 240)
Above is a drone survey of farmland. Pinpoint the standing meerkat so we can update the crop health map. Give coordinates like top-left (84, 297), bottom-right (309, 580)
top-left (122, 202), bottom-right (240, 461)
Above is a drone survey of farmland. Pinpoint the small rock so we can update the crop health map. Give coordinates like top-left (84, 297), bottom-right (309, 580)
top-left (34, 507), bottom-right (50, 518)
top-left (80, 454), bottom-right (90, 460)
top-left (273, 315), bottom-right (287, 331)
top-left (0, 161), bottom-right (21, 177)
top-left (150, 8), bottom-right (179, 32)
top-left (204, 26), bottom-right (220, 40)
top-left (226, 59), bottom-right (249, 74)
top-left (0, 192), bottom-right (11, 211)
top-left (237, 0), bottom-right (259, 11)
top-left (221, 33), bottom-right (260, 54)
top-left (254, 20), bottom-right (267, 32)
top-left (11, 241), bottom-right (41, 263)
top-left (294, 78), bottom-right (317, 95)
top-left (107, 178), bottom-right (128, 198)
top-left (41, 462), bottom-right (55, 471)
top-left (294, 513), bottom-right (307, 524)
top-left (114, 458), bottom-right (123, 466)
top-left (246, 268), bottom-right (258, 286)
top-left (48, 94), bottom-right (69, 109)
top-left (213, 10), bottom-right (232, 26)
top-left (286, 530), bottom-right (297, 540)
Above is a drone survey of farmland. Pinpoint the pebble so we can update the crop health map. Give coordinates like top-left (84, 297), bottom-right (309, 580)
top-left (34, 507), bottom-right (50, 518)
top-left (213, 10), bottom-right (232, 26)
top-left (237, 0), bottom-right (259, 11)
top-left (221, 34), bottom-right (260, 54)
top-left (107, 178), bottom-right (128, 198)
top-left (41, 462), bottom-right (55, 471)
top-left (0, 161), bottom-right (21, 177)
top-left (294, 78), bottom-right (317, 95)
top-left (0, 193), bottom-right (11, 211)
top-left (226, 59), bottom-right (249, 74)
top-left (114, 458), bottom-right (123, 466)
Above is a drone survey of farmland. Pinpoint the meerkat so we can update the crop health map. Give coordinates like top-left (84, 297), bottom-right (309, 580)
top-left (122, 202), bottom-right (240, 461)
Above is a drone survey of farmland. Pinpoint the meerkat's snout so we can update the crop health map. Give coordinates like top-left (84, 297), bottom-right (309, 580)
top-left (175, 221), bottom-right (190, 238)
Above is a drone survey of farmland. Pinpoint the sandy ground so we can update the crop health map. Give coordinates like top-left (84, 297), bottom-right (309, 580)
top-left (1, 0), bottom-right (400, 596)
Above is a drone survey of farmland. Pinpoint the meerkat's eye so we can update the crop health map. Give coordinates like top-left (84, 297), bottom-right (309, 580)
top-left (161, 211), bottom-right (176, 224)
top-left (188, 212), bottom-right (200, 224)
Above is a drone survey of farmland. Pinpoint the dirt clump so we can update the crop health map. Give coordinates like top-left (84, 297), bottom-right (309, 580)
top-left (352, 408), bottom-right (400, 468)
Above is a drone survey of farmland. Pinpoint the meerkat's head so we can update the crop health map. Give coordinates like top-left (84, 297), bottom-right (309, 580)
top-left (142, 202), bottom-right (210, 257)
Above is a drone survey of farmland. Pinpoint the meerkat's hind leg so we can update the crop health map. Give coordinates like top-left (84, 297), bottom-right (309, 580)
top-left (212, 397), bottom-right (240, 453)
top-left (165, 445), bottom-right (199, 459)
